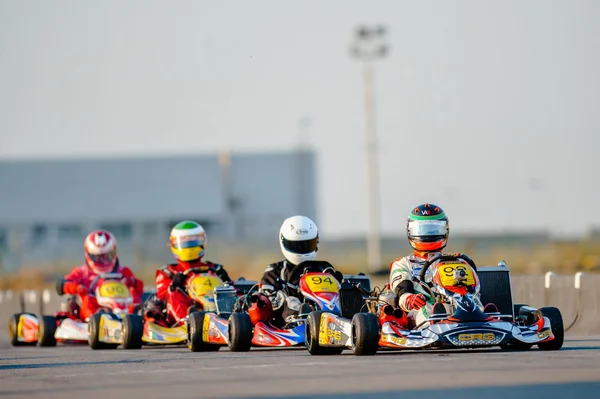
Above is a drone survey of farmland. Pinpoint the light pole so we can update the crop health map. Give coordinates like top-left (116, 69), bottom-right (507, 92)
top-left (350, 25), bottom-right (389, 273)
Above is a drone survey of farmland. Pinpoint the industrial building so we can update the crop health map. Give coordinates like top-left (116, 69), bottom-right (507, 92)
top-left (0, 150), bottom-right (317, 270)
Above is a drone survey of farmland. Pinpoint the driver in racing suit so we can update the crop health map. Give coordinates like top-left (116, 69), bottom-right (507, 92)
top-left (254, 215), bottom-right (343, 327)
top-left (143, 221), bottom-right (232, 327)
top-left (57, 230), bottom-right (144, 321)
top-left (389, 203), bottom-right (497, 329)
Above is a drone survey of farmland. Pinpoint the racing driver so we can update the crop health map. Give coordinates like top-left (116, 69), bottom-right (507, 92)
top-left (57, 230), bottom-right (145, 321)
top-left (389, 203), bottom-right (498, 328)
top-left (144, 221), bottom-right (232, 327)
top-left (252, 215), bottom-right (344, 327)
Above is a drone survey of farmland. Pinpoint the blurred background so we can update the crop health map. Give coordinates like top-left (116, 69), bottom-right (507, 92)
top-left (1, 0), bottom-right (600, 292)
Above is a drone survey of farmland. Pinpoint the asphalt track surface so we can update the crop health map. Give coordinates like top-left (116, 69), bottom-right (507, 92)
top-left (1, 337), bottom-right (600, 399)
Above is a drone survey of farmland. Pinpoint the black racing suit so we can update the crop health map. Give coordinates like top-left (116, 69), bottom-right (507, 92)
top-left (260, 260), bottom-right (343, 327)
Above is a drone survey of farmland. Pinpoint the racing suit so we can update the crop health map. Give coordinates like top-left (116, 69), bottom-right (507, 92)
top-left (60, 260), bottom-right (144, 321)
top-left (390, 252), bottom-right (483, 329)
top-left (155, 260), bottom-right (232, 325)
top-left (260, 260), bottom-right (343, 327)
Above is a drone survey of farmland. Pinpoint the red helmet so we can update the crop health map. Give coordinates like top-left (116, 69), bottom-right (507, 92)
top-left (84, 230), bottom-right (117, 274)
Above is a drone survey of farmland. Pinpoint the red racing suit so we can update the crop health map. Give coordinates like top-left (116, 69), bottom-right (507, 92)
top-left (61, 261), bottom-right (144, 321)
top-left (155, 260), bottom-right (231, 325)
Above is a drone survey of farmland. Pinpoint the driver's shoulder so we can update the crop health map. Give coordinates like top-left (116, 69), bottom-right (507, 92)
top-left (158, 263), bottom-right (179, 275)
top-left (263, 260), bottom-right (285, 273)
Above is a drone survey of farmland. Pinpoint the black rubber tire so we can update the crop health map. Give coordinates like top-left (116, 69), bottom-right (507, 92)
top-left (305, 311), bottom-right (343, 356)
top-left (228, 313), bottom-right (253, 352)
top-left (351, 313), bottom-right (379, 356)
top-left (88, 313), bottom-right (118, 350)
top-left (188, 312), bottom-right (221, 352)
top-left (8, 313), bottom-right (37, 346)
top-left (537, 306), bottom-right (564, 351)
top-left (38, 315), bottom-right (58, 347)
top-left (122, 314), bottom-right (144, 349)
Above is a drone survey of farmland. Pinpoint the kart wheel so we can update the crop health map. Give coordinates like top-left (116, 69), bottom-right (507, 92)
top-left (38, 315), bottom-right (58, 347)
top-left (122, 314), bottom-right (144, 349)
top-left (228, 313), bottom-right (252, 352)
top-left (305, 311), bottom-right (343, 356)
top-left (351, 313), bottom-right (379, 356)
top-left (188, 312), bottom-right (221, 352)
top-left (88, 313), bottom-right (118, 350)
top-left (9, 313), bottom-right (37, 347)
top-left (537, 307), bottom-right (564, 351)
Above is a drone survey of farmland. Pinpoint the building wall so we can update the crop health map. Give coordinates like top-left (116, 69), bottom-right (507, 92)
top-left (0, 150), bottom-right (318, 271)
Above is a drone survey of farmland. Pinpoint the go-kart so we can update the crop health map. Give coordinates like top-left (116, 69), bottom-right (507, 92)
top-left (308, 253), bottom-right (564, 356)
top-left (186, 260), bottom-right (370, 353)
top-left (121, 267), bottom-right (252, 350)
top-left (8, 272), bottom-right (141, 349)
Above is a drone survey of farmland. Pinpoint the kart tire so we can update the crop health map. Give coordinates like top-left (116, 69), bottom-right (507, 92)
top-left (38, 315), bottom-right (58, 347)
top-left (122, 314), bottom-right (144, 349)
top-left (188, 312), bottom-right (221, 352)
top-left (537, 307), bottom-right (564, 351)
top-left (88, 313), bottom-right (118, 350)
top-left (9, 313), bottom-right (38, 347)
top-left (228, 312), bottom-right (252, 352)
top-left (351, 313), bottom-right (379, 356)
top-left (305, 311), bottom-right (343, 356)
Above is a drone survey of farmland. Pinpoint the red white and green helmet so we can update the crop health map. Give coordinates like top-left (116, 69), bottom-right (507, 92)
top-left (170, 221), bottom-right (206, 262)
top-left (406, 203), bottom-right (449, 252)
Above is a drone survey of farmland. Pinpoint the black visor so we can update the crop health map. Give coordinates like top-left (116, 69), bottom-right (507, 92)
top-left (281, 235), bottom-right (318, 254)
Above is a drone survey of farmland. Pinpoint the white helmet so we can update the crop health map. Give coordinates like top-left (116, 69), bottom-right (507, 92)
top-left (279, 215), bottom-right (319, 265)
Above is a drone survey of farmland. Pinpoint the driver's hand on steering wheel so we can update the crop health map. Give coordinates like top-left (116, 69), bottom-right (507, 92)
top-left (406, 293), bottom-right (426, 310)
top-left (170, 272), bottom-right (186, 290)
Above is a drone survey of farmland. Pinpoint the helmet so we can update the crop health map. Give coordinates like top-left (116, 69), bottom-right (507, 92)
top-left (407, 203), bottom-right (449, 253)
top-left (279, 215), bottom-right (319, 266)
top-left (84, 230), bottom-right (118, 274)
top-left (170, 221), bottom-right (206, 262)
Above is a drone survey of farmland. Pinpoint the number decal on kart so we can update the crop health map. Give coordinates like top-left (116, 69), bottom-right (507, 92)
top-left (98, 281), bottom-right (130, 298)
top-left (187, 275), bottom-right (223, 300)
top-left (437, 263), bottom-right (475, 287)
top-left (303, 273), bottom-right (339, 293)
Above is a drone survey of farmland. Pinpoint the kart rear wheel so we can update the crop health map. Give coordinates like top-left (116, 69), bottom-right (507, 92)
top-left (305, 311), bottom-right (343, 356)
top-left (537, 307), bottom-right (564, 351)
top-left (38, 315), bottom-right (58, 347)
top-left (228, 313), bottom-right (252, 352)
top-left (188, 312), bottom-right (221, 352)
top-left (88, 313), bottom-right (118, 350)
top-left (9, 313), bottom-right (37, 347)
top-left (122, 314), bottom-right (144, 349)
top-left (351, 313), bottom-right (379, 356)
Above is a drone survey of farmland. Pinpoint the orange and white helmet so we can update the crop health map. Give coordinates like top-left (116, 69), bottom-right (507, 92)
top-left (84, 230), bottom-right (117, 274)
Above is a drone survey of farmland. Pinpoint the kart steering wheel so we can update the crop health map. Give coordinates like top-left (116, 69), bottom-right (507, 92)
top-left (182, 267), bottom-right (211, 276)
top-left (419, 253), bottom-right (478, 282)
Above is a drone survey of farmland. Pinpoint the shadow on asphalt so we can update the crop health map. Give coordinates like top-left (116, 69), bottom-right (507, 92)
top-left (239, 381), bottom-right (600, 399)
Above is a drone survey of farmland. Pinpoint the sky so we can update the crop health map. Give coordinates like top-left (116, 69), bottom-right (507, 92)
top-left (1, 1), bottom-right (599, 238)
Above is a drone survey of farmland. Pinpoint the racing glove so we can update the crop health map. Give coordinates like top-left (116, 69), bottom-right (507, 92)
top-left (170, 272), bottom-right (186, 290)
top-left (270, 290), bottom-right (287, 310)
top-left (405, 293), bottom-right (426, 310)
top-left (77, 285), bottom-right (89, 296)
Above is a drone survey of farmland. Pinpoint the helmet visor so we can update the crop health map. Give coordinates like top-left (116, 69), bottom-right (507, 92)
top-left (171, 234), bottom-right (206, 250)
top-left (88, 249), bottom-right (116, 266)
top-left (408, 220), bottom-right (448, 239)
top-left (281, 236), bottom-right (318, 254)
